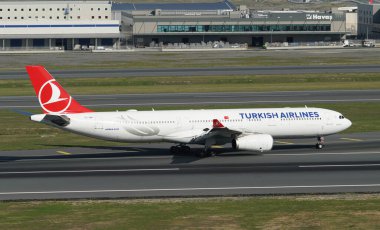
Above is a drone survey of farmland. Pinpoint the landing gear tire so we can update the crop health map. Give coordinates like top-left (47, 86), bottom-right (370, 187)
top-left (170, 146), bottom-right (180, 154)
top-left (315, 136), bottom-right (325, 149)
top-left (181, 145), bottom-right (191, 154)
top-left (316, 143), bottom-right (324, 149)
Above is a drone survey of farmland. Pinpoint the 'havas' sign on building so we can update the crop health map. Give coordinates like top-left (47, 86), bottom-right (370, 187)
top-left (306, 14), bottom-right (332, 20)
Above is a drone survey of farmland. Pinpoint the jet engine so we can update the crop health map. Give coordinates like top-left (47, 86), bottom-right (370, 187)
top-left (232, 134), bottom-right (273, 152)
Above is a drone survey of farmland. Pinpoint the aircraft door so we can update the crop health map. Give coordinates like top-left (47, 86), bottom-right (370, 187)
top-left (94, 120), bottom-right (103, 130)
top-left (177, 116), bottom-right (193, 130)
top-left (322, 112), bottom-right (334, 134)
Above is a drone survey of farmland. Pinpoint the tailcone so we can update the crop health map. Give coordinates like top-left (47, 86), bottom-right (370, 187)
top-left (30, 114), bottom-right (45, 122)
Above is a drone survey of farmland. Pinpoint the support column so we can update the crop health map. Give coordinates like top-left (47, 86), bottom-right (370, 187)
top-left (2, 39), bottom-right (4, 50)
top-left (49, 38), bottom-right (51, 50)
top-left (95, 38), bottom-right (98, 49)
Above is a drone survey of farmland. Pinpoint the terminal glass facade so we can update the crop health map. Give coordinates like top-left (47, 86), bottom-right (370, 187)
top-left (157, 24), bottom-right (331, 32)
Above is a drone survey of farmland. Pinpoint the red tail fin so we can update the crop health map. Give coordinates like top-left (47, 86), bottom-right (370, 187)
top-left (26, 65), bottom-right (93, 114)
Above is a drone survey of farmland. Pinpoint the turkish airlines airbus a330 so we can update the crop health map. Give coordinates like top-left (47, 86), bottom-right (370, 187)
top-left (26, 65), bottom-right (352, 157)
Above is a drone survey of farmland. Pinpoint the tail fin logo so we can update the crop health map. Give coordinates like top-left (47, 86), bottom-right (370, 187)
top-left (38, 79), bottom-right (72, 113)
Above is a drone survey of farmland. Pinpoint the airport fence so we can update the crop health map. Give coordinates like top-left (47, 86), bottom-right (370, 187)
top-left (265, 41), bottom-right (343, 48)
top-left (160, 41), bottom-right (248, 50)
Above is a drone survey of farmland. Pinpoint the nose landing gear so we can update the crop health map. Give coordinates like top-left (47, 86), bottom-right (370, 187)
top-left (316, 136), bottom-right (325, 149)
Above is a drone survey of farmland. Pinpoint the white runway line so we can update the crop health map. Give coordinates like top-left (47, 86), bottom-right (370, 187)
top-left (76, 98), bottom-right (380, 107)
top-left (2, 184), bottom-right (380, 196)
top-left (299, 164), bottom-right (380, 168)
top-left (340, 137), bottom-right (363, 142)
top-left (9, 155), bottom-right (172, 162)
top-left (0, 168), bottom-right (179, 175)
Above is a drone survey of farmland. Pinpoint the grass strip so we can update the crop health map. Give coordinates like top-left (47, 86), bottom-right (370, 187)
top-left (1, 195), bottom-right (380, 229)
top-left (0, 72), bottom-right (380, 96)
top-left (0, 102), bottom-right (379, 151)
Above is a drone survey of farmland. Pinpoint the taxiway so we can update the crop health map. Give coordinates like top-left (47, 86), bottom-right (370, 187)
top-left (1, 90), bottom-right (379, 109)
top-left (1, 65), bottom-right (380, 79)
top-left (0, 132), bottom-right (379, 200)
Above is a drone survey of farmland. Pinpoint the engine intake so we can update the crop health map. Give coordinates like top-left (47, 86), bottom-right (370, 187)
top-left (232, 134), bottom-right (273, 152)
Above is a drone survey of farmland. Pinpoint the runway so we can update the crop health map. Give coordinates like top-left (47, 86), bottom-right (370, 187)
top-left (1, 90), bottom-right (379, 109)
top-left (1, 64), bottom-right (380, 79)
top-left (0, 132), bottom-right (379, 200)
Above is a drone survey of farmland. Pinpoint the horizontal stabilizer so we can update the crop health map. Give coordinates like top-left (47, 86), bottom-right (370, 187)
top-left (31, 114), bottom-right (71, 127)
top-left (44, 114), bottom-right (71, 127)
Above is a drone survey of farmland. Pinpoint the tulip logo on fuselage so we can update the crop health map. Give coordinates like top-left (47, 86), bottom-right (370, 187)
top-left (38, 79), bottom-right (72, 113)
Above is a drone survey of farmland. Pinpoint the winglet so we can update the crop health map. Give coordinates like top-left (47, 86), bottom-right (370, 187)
top-left (25, 65), bottom-right (93, 114)
top-left (213, 119), bottom-right (224, 128)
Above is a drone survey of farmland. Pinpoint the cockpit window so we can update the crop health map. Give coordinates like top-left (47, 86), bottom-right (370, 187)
top-left (339, 115), bottom-right (345, 119)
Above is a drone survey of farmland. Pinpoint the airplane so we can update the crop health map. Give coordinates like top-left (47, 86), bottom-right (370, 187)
top-left (26, 65), bottom-right (352, 157)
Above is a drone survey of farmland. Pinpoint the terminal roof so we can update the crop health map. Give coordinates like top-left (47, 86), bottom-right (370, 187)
top-left (112, 0), bottom-right (235, 11)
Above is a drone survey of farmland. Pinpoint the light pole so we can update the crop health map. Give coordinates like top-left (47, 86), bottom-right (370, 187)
top-left (270, 29), bottom-right (273, 43)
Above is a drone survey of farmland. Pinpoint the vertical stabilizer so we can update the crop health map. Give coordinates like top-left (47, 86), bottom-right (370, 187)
top-left (26, 65), bottom-right (93, 114)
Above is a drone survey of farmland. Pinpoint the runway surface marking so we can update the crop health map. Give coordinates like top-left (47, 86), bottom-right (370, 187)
top-left (2, 184), bottom-right (380, 195)
top-left (4, 155), bottom-right (171, 162)
top-left (79, 98), bottom-right (380, 106)
top-left (1, 89), bottom-right (377, 98)
top-left (0, 98), bottom-right (380, 108)
top-left (299, 164), bottom-right (380, 168)
top-left (3, 99), bottom-right (380, 109)
top-left (3, 151), bottom-right (380, 163)
top-left (340, 137), bottom-right (363, 142)
top-left (275, 141), bottom-right (294, 145)
top-left (269, 151), bottom-right (380, 156)
top-left (0, 168), bottom-right (179, 175)
top-left (131, 147), bottom-right (145, 152)
top-left (56, 151), bottom-right (71, 155)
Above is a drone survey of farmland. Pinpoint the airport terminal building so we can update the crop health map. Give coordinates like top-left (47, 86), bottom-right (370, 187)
top-left (114, 1), bottom-right (355, 47)
top-left (0, 0), bottom-right (379, 50)
top-left (0, 1), bottom-right (120, 50)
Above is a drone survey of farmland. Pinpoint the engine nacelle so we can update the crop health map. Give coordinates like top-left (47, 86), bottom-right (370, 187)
top-left (232, 134), bottom-right (273, 152)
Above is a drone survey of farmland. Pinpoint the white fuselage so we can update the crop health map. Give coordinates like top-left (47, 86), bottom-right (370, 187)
top-left (31, 107), bottom-right (352, 146)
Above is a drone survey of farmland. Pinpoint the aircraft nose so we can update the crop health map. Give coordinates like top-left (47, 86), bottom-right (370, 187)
top-left (346, 119), bottom-right (352, 129)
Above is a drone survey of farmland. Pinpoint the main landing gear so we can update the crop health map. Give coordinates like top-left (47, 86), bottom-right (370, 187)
top-left (316, 136), bottom-right (325, 149)
top-left (169, 145), bottom-right (213, 158)
top-left (170, 145), bottom-right (191, 154)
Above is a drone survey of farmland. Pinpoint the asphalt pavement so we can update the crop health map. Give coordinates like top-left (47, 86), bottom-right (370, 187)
top-left (0, 132), bottom-right (379, 200)
top-left (1, 65), bottom-right (380, 79)
top-left (1, 90), bottom-right (379, 109)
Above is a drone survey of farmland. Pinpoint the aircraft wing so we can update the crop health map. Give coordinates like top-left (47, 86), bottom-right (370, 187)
top-left (164, 119), bottom-right (241, 144)
top-left (190, 119), bottom-right (242, 144)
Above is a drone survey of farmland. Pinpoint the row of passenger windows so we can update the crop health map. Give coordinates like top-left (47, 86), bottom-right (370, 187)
top-left (0, 7), bottom-right (108, 12)
top-left (190, 119), bottom-right (243, 123)
top-left (124, 121), bottom-right (175, 124)
top-left (123, 118), bottom-right (322, 125)
top-left (280, 118), bottom-right (322, 121)
top-left (0, 16), bottom-right (108, 20)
